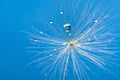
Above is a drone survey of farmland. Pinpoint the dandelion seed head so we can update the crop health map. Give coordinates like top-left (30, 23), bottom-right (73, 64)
top-left (69, 41), bottom-right (74, 46)
top-left (27, 0), bottom-right (120, 80)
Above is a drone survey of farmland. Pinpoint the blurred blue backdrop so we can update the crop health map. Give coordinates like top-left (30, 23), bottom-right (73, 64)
top-left (0, 0), bottom-right (120, 80)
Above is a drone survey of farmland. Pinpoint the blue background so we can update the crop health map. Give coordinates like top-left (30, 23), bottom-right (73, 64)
top-left (0, 0), bottom-right (120, 80)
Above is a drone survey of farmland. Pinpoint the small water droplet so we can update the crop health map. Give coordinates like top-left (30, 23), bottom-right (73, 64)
top-left (64, 23), bottom-right (71, 33)
top-left (66, 30), bottom-right (69, 32)
top-left (63, 42), bottom-right (67, 45)
top-left (93, 36), bottom-right (97, 39)
top-left (40, 31), bottom-right (43, 34)
top-left (54, 49), bottom-right (57, 51)
top-left (60, 11), bottom-right (63, 14)
top-left (49, 54), bottom-right (52, 56)
top-left (94, 19), bottom-right (98, 23)
top-left (88, 38), bottom-right (95, 42)
top-left (77, 44), bottom-right (81, 47)
top-left (44, 73), bottom-right (47, 76)
top-left (65, 64), bottom-right (67, 67)
top-left (49, 21), bottom-right (53, 24)
top-left (34, 38), bottom-right (38, 42)
top-left (69, 33), bottom-right (71, 36)
top-left (50, 43), bottom-right (53, 44)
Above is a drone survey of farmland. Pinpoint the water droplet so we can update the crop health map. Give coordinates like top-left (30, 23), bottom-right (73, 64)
top-left (60, 11), bottom-right (63, 14)
top-left (40, 31), bottom-right (43, 34)
top-left (34, 38), bottom-right (38, 42)
top-left (94, 19), bottom-right (98, 23)
top-left (63, 42), bottom-right (67, 45)
top-left (65, 64), bottom-right (67, 67)
top-left (88, 38), bottom-right (95, 42)
top-left (50, 43), bottom-right (53, 44)
top-left (54, 49), bottom-right (57, 51)
top-left (44, 73), bottom-right (47, 76)
top-left (93, 36), bottom-right (97, 39)
top-left (69, 33), bottom-right (71, 36)
top-left (64, 23), bottom-right (71, 32)
top-left (49, 21), bottom-right (53, 24)
top-left (66, 30), bottom-right (69, 32)
top-left (49, 54), bottom-right (52, 56)
top-left (77, 44), bottom-right (81, 47)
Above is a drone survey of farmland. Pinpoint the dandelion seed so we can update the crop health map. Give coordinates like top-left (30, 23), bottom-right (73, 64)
top-left (27, 0), bottom-right (120, 80)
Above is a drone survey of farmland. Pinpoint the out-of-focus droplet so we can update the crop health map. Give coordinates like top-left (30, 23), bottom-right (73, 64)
top-left (40, 31), bottom-right (43, 34)
top-left (94, 19), bottom-right (98, 23)
top-left (60, 11), bottom-right (63, 14)
top-left (69, 33), bottom-right (71, 36)
top-left (49, 21), bottom-right (53, 24)
top-left (34, 38), bottom-right (38, 42)
top-left (54, 48), bottom-right (57, 51)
